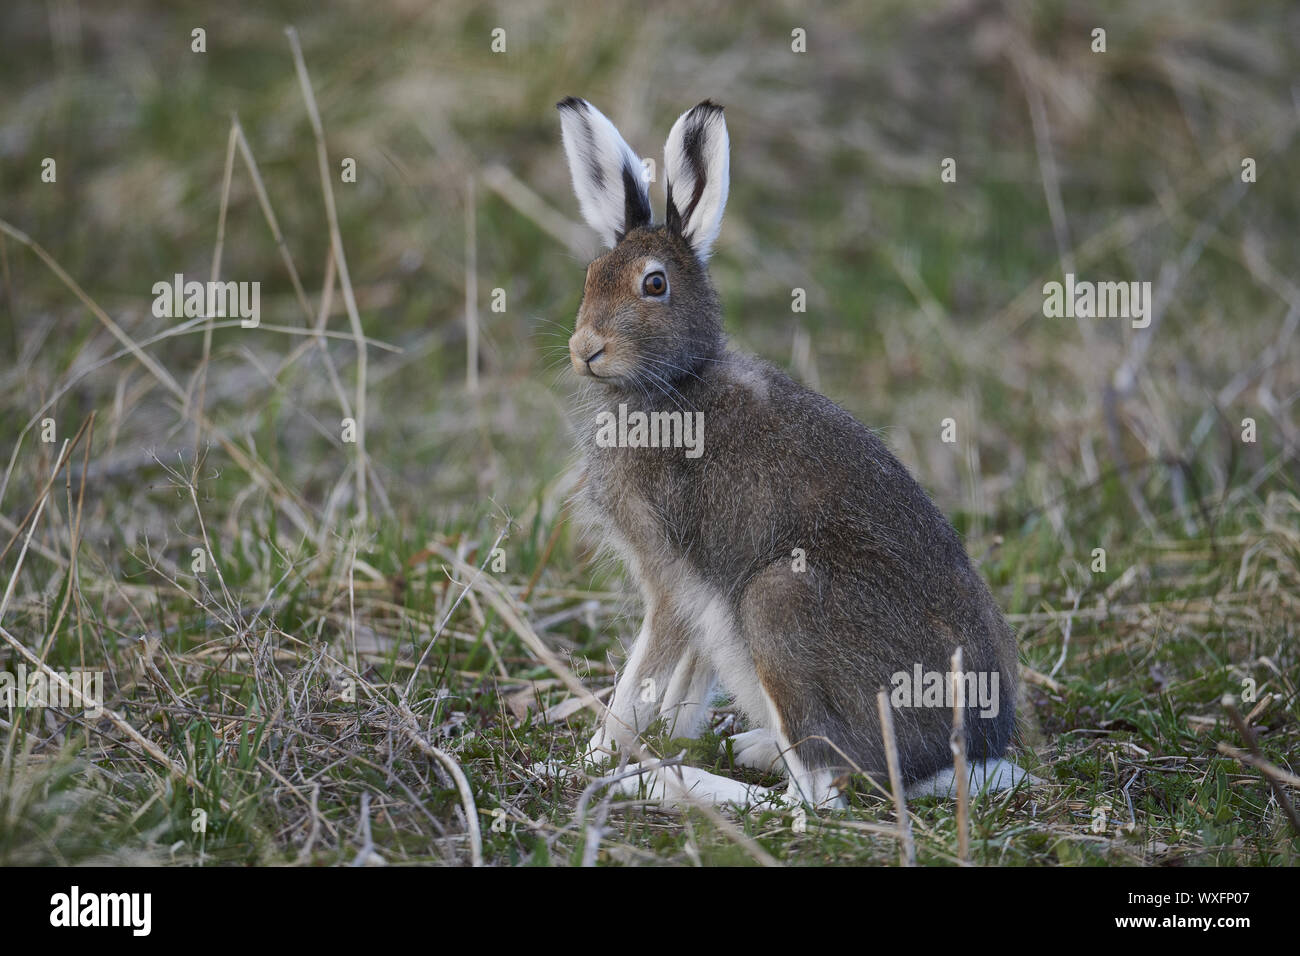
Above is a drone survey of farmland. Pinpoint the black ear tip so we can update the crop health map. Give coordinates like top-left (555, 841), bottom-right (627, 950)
top-left (556, 96), bottom-right (586, 112)
top-left (693, 99), bottom-right (724, 114)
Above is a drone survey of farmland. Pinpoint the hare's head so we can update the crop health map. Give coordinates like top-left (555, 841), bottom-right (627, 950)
top-left (558, 98), bottom-right (730, 391)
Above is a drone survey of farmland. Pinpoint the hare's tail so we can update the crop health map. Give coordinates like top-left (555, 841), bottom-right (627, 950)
top-left (905, 758), bottom-right (1043, 800)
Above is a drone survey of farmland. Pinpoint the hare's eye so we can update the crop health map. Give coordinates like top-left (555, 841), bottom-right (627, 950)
top-left (642, 271), bottom-right (668, 297)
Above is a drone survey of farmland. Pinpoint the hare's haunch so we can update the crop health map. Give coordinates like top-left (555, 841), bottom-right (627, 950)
top-left (557, 97), bottom-right (1034, 808)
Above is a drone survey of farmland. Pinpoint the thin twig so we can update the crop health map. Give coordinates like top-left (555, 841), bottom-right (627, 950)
top-left (191, 119), bottom-right (239, 456)
top-left (877, 688), bottom-right (915, 866)
top-left (0, 439), bottom-right (69, 622)
top-left (398, 707), bottom-right (484, 867)
top-left (1049, 587), bottom-right (1083, 680)
top-left (349, 791), bottom-right (377, 866)
top-left (231, 114), bottom-right (313, 320)
top-left (465, 174), bottom-right (479, 393)
top-left (1216, 742), bottom-right (1300, 789)
top-left (40, 411), bottom-right (95, 659)
top-left (286, 25), bottom-right (369, 523)
top-left (0, 412), bottom-right (93, 568)
top-left (950, 646), bottom-right (970, 865)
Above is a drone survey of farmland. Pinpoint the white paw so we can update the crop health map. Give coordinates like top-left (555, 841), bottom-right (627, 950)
top-left (608, 763), bottom-right (777, 808)
top-left (729, 727), bottom-right (783, 772)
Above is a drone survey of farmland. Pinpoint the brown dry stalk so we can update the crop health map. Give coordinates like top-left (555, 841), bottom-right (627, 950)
top-left (396, 703), bottom-right (484, 867)
top-left (1216, 742), bottom-right (1300, 790)
top-left (39, 411), bottom-right (95, 660)
top-left (950, 646), bottom-right (970, 864)
top-left (286, 26), bottom-right (369, 524)
top-left (876, 688), bottom-right (916, 866)
top-left (0, 410), bottom-right (94, 568)
top-left (191, 120), bottom-right (239, 459)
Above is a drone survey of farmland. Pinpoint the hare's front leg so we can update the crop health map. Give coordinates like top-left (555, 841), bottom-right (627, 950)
top-left (586, 607), bottom-right (715, 764)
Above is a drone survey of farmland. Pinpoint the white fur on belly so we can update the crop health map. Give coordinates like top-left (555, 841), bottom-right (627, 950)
top-left (674, 577), bottom-right (770, 723)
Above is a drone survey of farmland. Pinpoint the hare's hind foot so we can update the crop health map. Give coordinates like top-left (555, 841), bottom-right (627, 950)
top-left (601, 760), bottom-right (844, 811)
top-left (604, 762), bottom-right (778, 808)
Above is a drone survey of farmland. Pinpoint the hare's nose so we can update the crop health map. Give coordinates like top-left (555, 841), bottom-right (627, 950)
top-left (570, 329), bottom-right (609, 376)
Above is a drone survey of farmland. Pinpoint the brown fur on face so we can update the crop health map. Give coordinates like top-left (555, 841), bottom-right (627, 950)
top-left (568, 226), bottom-right (723, 393)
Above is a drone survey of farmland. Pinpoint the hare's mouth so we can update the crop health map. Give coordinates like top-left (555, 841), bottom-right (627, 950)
top-left (581, 369), bottom-right (622, 387)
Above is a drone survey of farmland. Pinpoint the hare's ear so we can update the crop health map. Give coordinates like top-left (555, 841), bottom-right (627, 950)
top-left (663, 101), bottom-right (729, 261)
top-left (557, 97), bottom-right (652, 248)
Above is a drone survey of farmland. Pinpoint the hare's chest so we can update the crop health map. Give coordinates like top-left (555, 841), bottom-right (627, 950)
top-left (579, 460), bottom-right (660, 552)
top-left (577, 455), bottom-right (688, 581)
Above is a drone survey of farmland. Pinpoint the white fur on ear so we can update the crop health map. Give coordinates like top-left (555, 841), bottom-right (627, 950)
top-left (663, 101), bottom-right (729, 261)
top-left (557, 97), bottom-right (652, 248)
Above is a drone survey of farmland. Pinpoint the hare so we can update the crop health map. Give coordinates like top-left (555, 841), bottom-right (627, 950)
top-left (557, 97), bottom-right (1034, 809)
